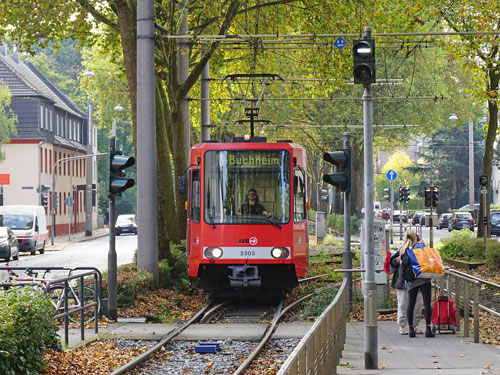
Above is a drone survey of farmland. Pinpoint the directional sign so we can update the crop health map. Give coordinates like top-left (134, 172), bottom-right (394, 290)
top-left (64, 196), bottom-right (74, 207)
top-left (334, 36), bottom-right (347, 50)
top-left (386, 169), bottom-right (397, 181)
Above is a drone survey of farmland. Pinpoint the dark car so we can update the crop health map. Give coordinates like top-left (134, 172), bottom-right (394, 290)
top-left (419, 215), bottom-right (426, 226)
top-left (448, 212), bottom-right (475, 232)
top-left (412, 212), bottom-right (426, 225)
top-left (437, 213), bottom-right (452, 230)
top-left (115, 214), bottom-right (137, 236)
top-left (392, 210), bottom-right (408, 223)
top-left (490, 211), bottom-right (500, 236)
top-left (0, 227), bottom-right (19, 262)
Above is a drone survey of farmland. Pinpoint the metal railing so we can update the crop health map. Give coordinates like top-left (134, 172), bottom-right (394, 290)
top-left (432, 269), bottom-right (480, 343)
top-left (1, 266), bottom-right (102, 345)
top-left (278, 279), bottom-right (347, 375)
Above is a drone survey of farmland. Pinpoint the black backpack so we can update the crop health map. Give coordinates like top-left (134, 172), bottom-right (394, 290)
top-left (401, 252), bottom-right (417, 282)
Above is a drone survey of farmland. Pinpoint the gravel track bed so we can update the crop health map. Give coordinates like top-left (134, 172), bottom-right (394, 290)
top-left (125, 338), bottom-right (299, 375)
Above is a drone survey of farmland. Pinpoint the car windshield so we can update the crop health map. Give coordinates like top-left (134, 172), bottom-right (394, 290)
top-left (204, 149), bottom-right (291, 224)
top-left (0, 214), bottom-right (34, 230)
top-left (491, 213), bottom-right (500, 224)
top-left (117, 216), bottom-right (135, 224)
top-left (456, 214), bottom-right (471, 219)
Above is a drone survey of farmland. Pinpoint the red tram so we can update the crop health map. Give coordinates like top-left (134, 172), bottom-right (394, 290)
top-left (185, 138), bottom-right (309, 296)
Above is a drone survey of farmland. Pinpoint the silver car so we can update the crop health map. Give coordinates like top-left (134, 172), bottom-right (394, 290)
top-left (0, 227), bottom-right (20, 262)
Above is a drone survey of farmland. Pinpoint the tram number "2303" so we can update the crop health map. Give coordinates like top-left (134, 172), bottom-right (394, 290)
top-left (240, 250), bottom-right (256, 257)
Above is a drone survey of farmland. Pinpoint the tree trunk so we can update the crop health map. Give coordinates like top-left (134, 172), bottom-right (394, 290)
top-left (478, 69), bottom-right (499, 238)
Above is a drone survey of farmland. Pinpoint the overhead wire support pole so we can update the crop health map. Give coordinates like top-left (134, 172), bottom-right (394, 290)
top-left (343, 132), bottom-right (352, 311)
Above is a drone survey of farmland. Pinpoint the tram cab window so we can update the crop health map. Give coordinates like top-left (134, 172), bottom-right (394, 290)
top-left (191, 169), bottom-right (200, 222)
top-left (204, 150), bottom-right (291, 225)
top-left (294, 169), bottom-right (306, 222)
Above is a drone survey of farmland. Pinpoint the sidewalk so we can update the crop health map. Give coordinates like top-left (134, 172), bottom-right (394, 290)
top-left (338, 321), bottom-right (500, 374)
top-left (45, 227), bottom-right (109, 252)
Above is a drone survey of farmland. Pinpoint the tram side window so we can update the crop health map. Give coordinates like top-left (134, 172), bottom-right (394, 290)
top-left (294, 169), bottom-right (306, 222)
top-left (191, 169), bottom-right (200, 222)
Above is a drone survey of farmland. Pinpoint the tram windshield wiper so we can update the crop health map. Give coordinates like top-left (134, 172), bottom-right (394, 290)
top-left (207, 209), bottom-right (216, 229)
top-left (252, 216), bottom-right (282, 229)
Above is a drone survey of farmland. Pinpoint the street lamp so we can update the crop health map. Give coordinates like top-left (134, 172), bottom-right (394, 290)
top-left (112, 104), bottom-right (124, 137)
top-left (84, 70), bottom-right (95, 237)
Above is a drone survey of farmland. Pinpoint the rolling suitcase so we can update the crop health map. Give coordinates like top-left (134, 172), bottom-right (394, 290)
top-left (431, 296), bottom-right (457, 334)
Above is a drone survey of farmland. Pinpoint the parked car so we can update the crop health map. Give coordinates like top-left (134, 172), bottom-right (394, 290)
top-left (490, 211), bottom-right (500, 236)
top-left (0, 226), bottom-right (19, 262)
top-left (448, 212), bottom-right (475, 232)
top-left (412, 211), bottom-right (426, 225)
top-left (437, 213), bottom-right (452, 230)
top-left (393, 210), bottom-right (408, 223)
top-left (115, 214), bottom-right (137, 236)
top-left (458, 203), bottom-right (480, 210)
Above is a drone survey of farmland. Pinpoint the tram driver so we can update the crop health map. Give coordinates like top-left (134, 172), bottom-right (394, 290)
top-left (240, 188), bottom-right (273, 217)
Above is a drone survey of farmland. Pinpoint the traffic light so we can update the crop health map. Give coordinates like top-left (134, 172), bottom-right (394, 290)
top-left (109, 150), bottom-right (135, 196)
top-left (424, 187), bottom-right (431, 207)
top-left (431, 186), bottom-right (439, 208)
top-left (323, 150), bottom-right (351, 193)
top-left (383, 188), bottom-right (390, 201)
top-left (479, 174), bottom-right (488, 188)
top-left (40, 193), bottom-right (48, 209)
top-left (403, 187), bottom-right (411, 204)
top-left (399, 187), bottom-right (404, 202)
top-left (353, 38), bottom-right (376, 84)
top-left (53, 193), bottom-right (59, 209)
top-left (320, 189), bottom-right (329, 202)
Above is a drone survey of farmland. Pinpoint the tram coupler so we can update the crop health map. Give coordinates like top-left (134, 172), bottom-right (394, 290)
top-left (228, 264), bottom-right (261, 288)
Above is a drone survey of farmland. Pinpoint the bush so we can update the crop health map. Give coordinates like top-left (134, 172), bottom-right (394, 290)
top-left (440, 230), bottom-right (488, 261)
top-left (486, 240), bottom-right (500, 266)
top-left (0, 288), bottom-right (60, 374)
top-left (302, 284), bottom-right (339, 321)
top-left (326, 213), bottom-right (360, 236)
top-left (159, 241), bottom-right (191, 293)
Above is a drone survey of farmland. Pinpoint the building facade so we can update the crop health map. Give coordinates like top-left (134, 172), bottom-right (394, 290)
top-left (0, 47), bottom-right (97, 236)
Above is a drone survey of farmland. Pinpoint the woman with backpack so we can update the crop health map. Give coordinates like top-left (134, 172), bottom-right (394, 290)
top-left (393, 229), bottom-right (435, 338)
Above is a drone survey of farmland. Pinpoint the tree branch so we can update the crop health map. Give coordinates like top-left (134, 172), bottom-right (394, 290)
top-left (75, 0), bottom-right (119, 31)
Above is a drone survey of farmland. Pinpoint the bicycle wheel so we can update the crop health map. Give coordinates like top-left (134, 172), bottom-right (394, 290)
top-left (67, 286), bottom-right (101, 324)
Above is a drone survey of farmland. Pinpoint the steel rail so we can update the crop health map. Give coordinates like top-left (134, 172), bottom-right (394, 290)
top-left (108, 301), bottom-right (214, 375)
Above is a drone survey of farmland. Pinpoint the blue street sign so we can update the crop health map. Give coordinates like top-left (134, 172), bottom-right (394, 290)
top-left (386, 169), bottom-right (397, 181)
top-left (334, 36), bottom-right (347, 50)
top-left (64, 196), bottom-right (74, 207)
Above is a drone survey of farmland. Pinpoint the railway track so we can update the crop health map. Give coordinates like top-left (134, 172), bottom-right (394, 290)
top-left (109, 277), bottom-right (330, 375)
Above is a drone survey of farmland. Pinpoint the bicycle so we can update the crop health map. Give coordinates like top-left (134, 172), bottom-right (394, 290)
top-left (4, 267), bottom-right (100, 324)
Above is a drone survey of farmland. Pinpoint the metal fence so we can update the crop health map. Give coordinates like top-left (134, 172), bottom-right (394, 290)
top-left (278, 278), bottom-right (347, 375)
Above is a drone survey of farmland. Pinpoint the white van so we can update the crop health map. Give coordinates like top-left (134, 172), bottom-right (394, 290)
top-left (0, 205), bottom-right (48, 255)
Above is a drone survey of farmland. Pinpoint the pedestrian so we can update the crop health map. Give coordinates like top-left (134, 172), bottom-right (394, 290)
top-left (396, 229), bottom-right (435, 338)
top-left (390, 229), bottom-right (423, 335)
top-left (104, 208), bottom-right (109, 228)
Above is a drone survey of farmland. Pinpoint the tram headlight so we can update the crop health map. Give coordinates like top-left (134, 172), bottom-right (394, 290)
top-left (271, 247), bottom-right (289, 259)
top-left (205, 247), bottom-right (223, 259)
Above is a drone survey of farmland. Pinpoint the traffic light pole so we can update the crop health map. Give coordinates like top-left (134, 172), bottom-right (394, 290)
top-left (362, 77), bottom-right (377, 369)
top-left (389, 180), bottom-right (393, 244)
top-left (108, 136), bottom-right (118, 320)
top-left (343, 132), bottom-right (352, 311)
top-left (429, 204), bottom-right (434, 247)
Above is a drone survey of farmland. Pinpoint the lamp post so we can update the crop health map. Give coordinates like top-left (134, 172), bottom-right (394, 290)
top-left (108, 103), bottom-right (123, 320)
top-left (84, 70), bottom-right (95, 237)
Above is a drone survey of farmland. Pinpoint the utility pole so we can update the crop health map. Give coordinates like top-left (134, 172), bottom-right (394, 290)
top-left (201, 48), bottom-right (210, 142)
top-left (137, 0), bottom-right (158, 279)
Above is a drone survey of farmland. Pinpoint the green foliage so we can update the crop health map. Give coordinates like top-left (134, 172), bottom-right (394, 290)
top-left (302, 285), bottom-right (339, 321)
top-left (440, 230), bottom-right (485, 261)
top-left (326, 213), bottom-right (360, 236)
top-left (0, 84), bottom-right (17, 161)
top-left (0, 288), bottom-right (60, 375)
top-left (486, 241), bottom-right (500, 266)
top-left (159, 241), bottom-right (191, 293)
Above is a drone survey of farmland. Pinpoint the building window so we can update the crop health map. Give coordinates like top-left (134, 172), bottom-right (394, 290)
top-left (44, 148), bottom-right (47, 173)
top-left (40, 148), bottom-right (43, 172)
top-left (49, 150), bottom-right (52, 174)
top-left (40, 106), bottom-right (44, 129)
top-left (59, 192), bottom-right (62, 215)
top-left (49, 108), bottom-right (53, 132)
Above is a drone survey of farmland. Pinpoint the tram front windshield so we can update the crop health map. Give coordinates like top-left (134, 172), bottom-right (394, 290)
top-left (204, 150), bottom-right (290, 224)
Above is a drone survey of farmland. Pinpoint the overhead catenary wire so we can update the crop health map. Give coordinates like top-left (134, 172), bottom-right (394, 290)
top-left (189, 96), bottom-right (444, 101)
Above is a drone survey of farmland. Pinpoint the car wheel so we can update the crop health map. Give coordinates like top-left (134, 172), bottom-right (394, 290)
top-left (39, 241), bottom-right (45, 255)
top-left (4, 247), bottom-right (10, 262)
top-left (448, 227), bottom-right (452, 232)
top-left (30, 245), bottom-right (36, 255)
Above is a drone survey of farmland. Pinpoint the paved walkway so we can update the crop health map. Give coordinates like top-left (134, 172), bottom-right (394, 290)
top-left (45, 227), bottom-right (109, 252)
top-left (338, 321), bottom-right (500, 374)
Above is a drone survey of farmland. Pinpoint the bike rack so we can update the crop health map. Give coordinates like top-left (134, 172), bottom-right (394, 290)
top-left (0, 266), bottom-right (103, 346)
